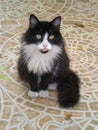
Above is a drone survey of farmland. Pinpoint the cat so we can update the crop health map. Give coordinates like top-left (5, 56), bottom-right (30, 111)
top-left (18, 14), bottom-right (80, 107)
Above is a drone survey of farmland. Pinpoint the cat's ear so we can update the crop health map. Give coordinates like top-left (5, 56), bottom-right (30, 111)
top-left (29, 14), bottom-right (39, 28)
top-left (51, 16), bottom-right (61, 30)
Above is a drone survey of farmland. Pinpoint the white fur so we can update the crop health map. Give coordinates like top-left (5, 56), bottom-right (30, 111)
top-left (53, 64), bottom-right (59, 76)
top-left (39, 90), bottom-right (49, 98)
top-left (37, 33), bottom-right (52, 50)
top-left (22, 33), bottom-right (62, 75)
top-left (28, 90), bottom-right (39, 98)
top-left (48, 83), bottom-right (58, 90)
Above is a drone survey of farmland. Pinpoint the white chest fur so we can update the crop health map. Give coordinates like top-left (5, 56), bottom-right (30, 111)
top-left (22, 44), bottom-right (61, 75)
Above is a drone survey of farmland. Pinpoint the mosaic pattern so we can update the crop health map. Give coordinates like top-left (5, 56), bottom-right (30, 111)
top-left (0, 0), bottom-right (98, 129)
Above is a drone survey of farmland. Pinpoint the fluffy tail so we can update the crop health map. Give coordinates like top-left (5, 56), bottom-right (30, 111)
top-left (57, 71), bottom-right (80, 108)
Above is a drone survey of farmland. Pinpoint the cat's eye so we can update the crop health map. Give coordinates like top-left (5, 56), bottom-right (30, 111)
top-left (36, 34), bottom-right (42, 39)
top-left (49, 35), bottom-right (55, 40)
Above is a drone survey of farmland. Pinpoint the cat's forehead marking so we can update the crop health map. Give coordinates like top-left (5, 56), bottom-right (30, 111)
top-left (43, 33), bottom-right (48, 41)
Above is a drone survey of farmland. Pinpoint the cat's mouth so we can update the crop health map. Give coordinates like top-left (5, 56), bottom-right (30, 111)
top-left (40, 48), bottom-right (49, 53)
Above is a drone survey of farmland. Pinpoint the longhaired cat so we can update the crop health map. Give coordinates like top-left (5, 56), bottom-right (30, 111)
top-left (18, 14), bottom-right (80, 107)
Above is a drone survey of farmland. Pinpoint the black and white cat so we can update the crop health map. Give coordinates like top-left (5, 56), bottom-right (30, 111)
top-left (18, 14), bottom-right (80, 107)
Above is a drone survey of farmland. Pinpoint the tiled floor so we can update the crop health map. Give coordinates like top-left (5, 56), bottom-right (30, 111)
top-left (0, 0), bottom-right (98, 130)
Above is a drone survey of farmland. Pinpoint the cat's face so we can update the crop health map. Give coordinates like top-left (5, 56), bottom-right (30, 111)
top-left (24, 14), bottom-right (63, 54)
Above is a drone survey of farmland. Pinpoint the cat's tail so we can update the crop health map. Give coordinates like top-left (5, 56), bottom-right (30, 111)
top-left (57, 70), bottom-right (80, 108)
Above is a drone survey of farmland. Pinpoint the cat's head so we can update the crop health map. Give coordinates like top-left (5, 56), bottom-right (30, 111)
top-left (23, 14), bottom-right (64, 54)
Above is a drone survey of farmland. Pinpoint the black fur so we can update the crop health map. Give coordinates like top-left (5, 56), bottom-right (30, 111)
top-left (18, 14), bottom-right (80, 107)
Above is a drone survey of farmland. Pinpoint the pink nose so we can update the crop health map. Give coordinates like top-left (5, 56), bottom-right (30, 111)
top-left (43, 44), bottom-right (48, 48)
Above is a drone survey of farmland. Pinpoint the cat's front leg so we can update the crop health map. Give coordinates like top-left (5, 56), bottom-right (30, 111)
top-left (28, 91), bottom-right (39, 99)
top-left (28, 75), bottom-right (39, 99)
top-left (39, 91), bottom-right (49, 98)
top-left (38, 74), bottom-right (50, 98)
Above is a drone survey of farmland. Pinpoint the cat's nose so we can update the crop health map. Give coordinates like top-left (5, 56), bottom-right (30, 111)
top-left (43, 44), bottom-right (48, 48)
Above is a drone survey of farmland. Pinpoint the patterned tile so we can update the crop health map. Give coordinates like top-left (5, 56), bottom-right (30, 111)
top-left (0, 0), bottom-right (98, 129)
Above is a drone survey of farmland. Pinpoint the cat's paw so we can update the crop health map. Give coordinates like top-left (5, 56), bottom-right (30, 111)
top-left (28, 90), bottom-right (39, 99)
top-left (39, 91), bottom-right (49, 98)
top-left (48, 83), bottom-right (57, 90)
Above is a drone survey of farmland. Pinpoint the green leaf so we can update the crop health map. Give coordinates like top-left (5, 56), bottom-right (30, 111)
top-left (0, 67), bottom-right (6, 72)
top-left (0, 75), bottom-right (8, 80)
